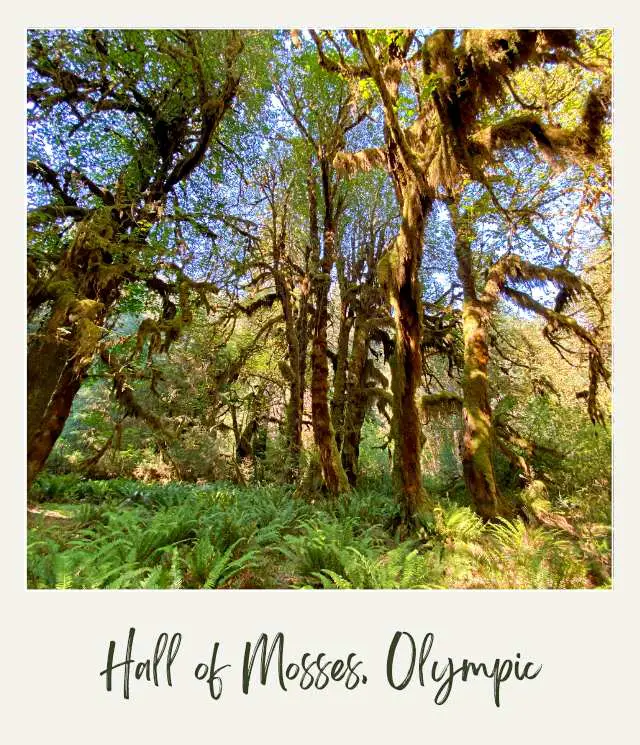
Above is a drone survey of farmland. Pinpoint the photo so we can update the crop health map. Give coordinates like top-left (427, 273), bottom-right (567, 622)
top-left (26, 28), bottom-right (612, 590)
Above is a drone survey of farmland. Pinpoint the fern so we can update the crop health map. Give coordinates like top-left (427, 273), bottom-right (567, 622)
top-left (316, 543), bottom-right (443, 589)
top-left (27, 478), bottom-right (604, 590)
top-left (478, 518), bottom-right (589, 588)
top-left (183, 534), bottom-right (257, 587)
top-left (278, 518), bottom-right (384, 585)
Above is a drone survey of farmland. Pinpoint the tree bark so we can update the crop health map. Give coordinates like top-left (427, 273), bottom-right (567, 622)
top-left (452, 209), bottom-right (500, 519)
top-left (271, 214), bottom-right (308, 480)
top-left (27, 334), bottom-right (70, 454)
top-left (309, 172), bottom-right (349, 496)
top-left (27, 355), bottom-right (85, 490)
top-left (310, 284), bottom-right (349, 495)
top-left (341, 315), bottom-right (369, 485)
top-left (330, 297), bottom-right (352, 450)
top-left (380, 181), bottom-right (430, 521)
top-left (460, 299), bottom-right (500, 519)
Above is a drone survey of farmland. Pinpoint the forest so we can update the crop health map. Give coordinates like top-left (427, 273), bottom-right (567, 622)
top-left (26, 29), bottom-right (612, 589)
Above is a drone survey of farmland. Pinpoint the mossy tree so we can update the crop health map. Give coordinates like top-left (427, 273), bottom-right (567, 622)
top-left (312, 28), bottom-right (609, 522)
top-left (448, 42), bottom-right (610, 518)
top-left (333, 178), bottom-right (396, 485)
top-left (272, 38), bottom-right (375, 496)
top-left (27, 29), bottom-right (611, 523)
top-left (26, 30), bottom-right (267, 488)
top-left (238, 158), bottom-right (312, 480)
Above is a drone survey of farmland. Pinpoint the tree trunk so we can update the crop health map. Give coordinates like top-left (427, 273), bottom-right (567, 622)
top-left (460, 300), bottom-right (500, 519)
top-left (27, 335), bottom-right (70, 453)
top-left (310, 272), bottom-right (349, 496)
top-left (27, 283), bottom-right (107, 489)
top-left (381, 182), bottom-right (430, 521)
top-left (452, 208), bottom-right (501, 520)
top-left (307, 166), bottom-right (349, 497)
top-left (330, 298), bottom-right (352, 450)
top-left (27, 208), bottom-right (124, 487)
top-left (27, 356), bottom-right (84, 490)
top-left (341, 315), bottom-right (369, 485)
top-left (353, 33), bottom-right (434, 521)
top-left (291, 269), bottom-right (310, 477)
top-left (273, 235), bottom-right (307, 480)
top-left (284, 366), bottom-right (303, 476)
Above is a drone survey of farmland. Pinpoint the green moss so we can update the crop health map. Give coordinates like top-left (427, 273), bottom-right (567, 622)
top-left (72, 318), bottom-right (104, 370)
top-left (376, 242), bottom-right (401, 291)
top-left (69, 298), bottom-right (103, 321)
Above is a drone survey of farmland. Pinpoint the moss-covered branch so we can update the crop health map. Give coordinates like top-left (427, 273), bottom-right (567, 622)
top-left (421, 391), bottom-right (463, 422)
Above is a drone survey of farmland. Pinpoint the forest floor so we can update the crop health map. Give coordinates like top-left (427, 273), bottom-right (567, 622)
top-left (26, 475), bottom-right (611, 590)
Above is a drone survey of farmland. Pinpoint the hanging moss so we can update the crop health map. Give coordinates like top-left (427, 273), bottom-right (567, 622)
top-left (421, 391), bottom-right (463, 422)
top-left (136, 319), bottom-right (163, 359)
top-left (376, 241), bottom-right (402, 293)
top-left (47, 279), bottom-right (77, 306)
top-left (333, 147), bottom-right (387, 176)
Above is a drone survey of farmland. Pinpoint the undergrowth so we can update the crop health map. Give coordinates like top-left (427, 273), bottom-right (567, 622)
top-left (27, 475), bottom-right (611, 589)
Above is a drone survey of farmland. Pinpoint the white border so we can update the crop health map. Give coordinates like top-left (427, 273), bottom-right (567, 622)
top-left (4, 3), bottom-right (638, 743)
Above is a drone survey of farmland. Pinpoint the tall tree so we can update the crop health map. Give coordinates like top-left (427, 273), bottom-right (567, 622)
top-left (27, 30), bottom-right (246, 487)
top-left (333, 176), bottom-right (395, 485)
top-left (312, 28), bottom-right (609, 522)
top-left (272, 38), bottom-right (371, 495)
top-left (243, 159), bottom-right (312, 479)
